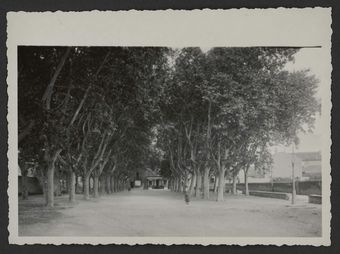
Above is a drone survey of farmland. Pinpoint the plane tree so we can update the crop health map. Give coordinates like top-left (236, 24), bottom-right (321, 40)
top-left (18, 46), bottom-right (74, 205)
top-left (157, 48), bottom-right (209, 194)
top-left (158, 47), bottom-right (319, 202)
top-left (201, 47), bottom-right (319, 201)
top-left (18, 45), bottom-right (320, 207)
top-left (18, 46), bottom-right (170, 206)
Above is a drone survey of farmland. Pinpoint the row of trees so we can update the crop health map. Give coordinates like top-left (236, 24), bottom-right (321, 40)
top-left (18, 46), bottom-right (169, 206)
top-left (157, 48), bottom-right (319, 201)
top-left (18, 46), bottom-right (319, 206)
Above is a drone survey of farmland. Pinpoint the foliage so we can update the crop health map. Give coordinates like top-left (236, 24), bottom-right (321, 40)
top-left (18, 46), bottom-right (319, 200)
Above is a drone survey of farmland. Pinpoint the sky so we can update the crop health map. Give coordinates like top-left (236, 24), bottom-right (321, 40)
top-left (275, 48), bottom-right (326, 153)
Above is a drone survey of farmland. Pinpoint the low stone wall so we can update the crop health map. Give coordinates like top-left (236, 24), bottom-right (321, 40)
top-left (227, 180), bottom-right (321, 195)
top-left (297, 181), bottom-right (322, 195)
top-left (248, 191), bottom-right (290, 200)
top-left (309, 195), bottom-right (322, 204)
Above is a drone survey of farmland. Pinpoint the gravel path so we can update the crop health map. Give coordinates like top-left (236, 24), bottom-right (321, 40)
top-left (19, 189), bottom-right (321, 237)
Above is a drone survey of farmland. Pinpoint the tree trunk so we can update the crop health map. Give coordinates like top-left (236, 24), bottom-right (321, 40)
top-left (173, 178), bottom-right (177, 192)
top-left (40, 176), bottom-right (48, 204)
top-left (75, 174), bottom-right (79, 194)
top-left (214, 174), bottom-right (219, 193)
top-left (115, 178), bottom-right (119, 192)
top-left (216, 168), bottom-right (225, 202)
top-left (180, 180), bottom-right (184, 193)
top-left (82, 176), bottom-right (85, 194)
top-left (116, 178), bottom-right (119, 192)
top-left (114, 178), bottom-right (118, 191)
top-left (203, 167), bottom-right (210, 199)
top-left (42, 47), bottom-right (71, 110)
top-left (178, 178), bottom-right (182, 192)
top-left (88, 176), bottom-right (92, 193)
top-left (195, 170), bottom-right (202, 197)
top-left (21, 175), bottom-right (29, 200)
top-left (189, 172), bottom-right (196, 196)
top-left (232, 175), bottom-right (237, 194)
top-left (84, 174), bottom-right (90, 200)
top-left (106, 174), bottom-right (111, 194)
top-left (244, 169), bottom-right (249, 196)
top-left (99, 175), bottom-right (105, 194)
top-left (18, 120), bottom-right (35, 144)
top-left (169, 179), bottom-right (173, 191)
top-left (69, 171), bottom-right (76, 202)
top-left (46, 165), bottom-right (55, 207)
top-left (110, 176), bottom-right (115, 193)
top-left (43, 182), bottom-right (48, 204)
top-left (117, 179), bottom-right (120, 192)
top-left (54, 173), bottom-right (61, 196)
top-left (65, 173), bottom-right (69, 194)
top-left (93, 175), bottom-right (100, 198)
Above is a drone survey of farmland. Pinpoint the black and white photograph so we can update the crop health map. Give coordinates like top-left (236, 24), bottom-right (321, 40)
top-left (7, 9), bottom-right (332, 245)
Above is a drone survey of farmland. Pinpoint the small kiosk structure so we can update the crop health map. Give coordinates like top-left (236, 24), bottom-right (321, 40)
top-left (144, 168), bottom-right (168, 189)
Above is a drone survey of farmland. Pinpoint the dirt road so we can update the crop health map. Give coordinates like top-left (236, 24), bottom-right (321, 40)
top-left (19, 189), bottom-right (321, 236)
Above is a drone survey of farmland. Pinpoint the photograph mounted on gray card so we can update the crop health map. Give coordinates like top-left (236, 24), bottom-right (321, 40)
top-left (7, 8), bottom-right (332, 245)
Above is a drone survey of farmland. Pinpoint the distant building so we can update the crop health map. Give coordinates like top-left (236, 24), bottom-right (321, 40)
top-left (237, 164), bottom-right (271, 183)
top-left (270, 151), bottom-right (321, 181)
top-left (144, 168), bottom-right (168, 189)
top-left (237, 151), bottom-right (321, 183)
top-left (271, 152), bottom-right (303, 180)
top-left (133, 168), bottom-right (168, 189)
top-left (296, 152), bottom-right (321, 180)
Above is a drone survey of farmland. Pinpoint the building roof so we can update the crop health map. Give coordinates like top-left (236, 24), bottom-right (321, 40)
top-left (295, 151), bottom-right (321, 161)
top-left (144, 168), bottom-right (161, 178)
top-left (146, 176), bottom-right (164, 180)
top-left (302, 164), bottom-right (321, 173)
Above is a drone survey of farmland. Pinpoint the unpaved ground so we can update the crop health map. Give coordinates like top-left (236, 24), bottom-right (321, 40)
top-left (19, 189), bottom-right (321, 237)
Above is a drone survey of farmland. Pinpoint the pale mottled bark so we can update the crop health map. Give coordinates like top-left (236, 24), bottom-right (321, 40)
top-left (195, 170), bottom-right (202, 197)
top-left (46, 166), bottom-right (55, 207)
top-left (217, 168), bottom-right (225, 202)
top-left (69, 171), bottom-right (76, 202)
top-left (84, 174), bottom-right (90, 200)
top-left (244, 170), bottom-right (249, 196)
top-left (93, 175), bottom-right (100, 198)
top-left (203, 167), bottom-right (210, 199)
top-left (232, 175), bottom-right (237, 194)
top-left (189, 172), bottom-right (196, 196)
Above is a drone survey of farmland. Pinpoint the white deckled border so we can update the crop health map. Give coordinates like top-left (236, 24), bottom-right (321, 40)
top-left (7, 8), bottom-right (332, 246)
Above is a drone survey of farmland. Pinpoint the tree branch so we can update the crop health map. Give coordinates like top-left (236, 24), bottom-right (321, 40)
top-left (42, 47), bottom-right (71, 110)
top-left (18, 120), bottom-right (35, 144)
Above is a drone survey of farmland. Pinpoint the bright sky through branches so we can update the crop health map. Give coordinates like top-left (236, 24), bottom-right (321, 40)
top-left (279, 48), bottom-right (324, 152)
top-left (203, 47), bottom-right (322, 153)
